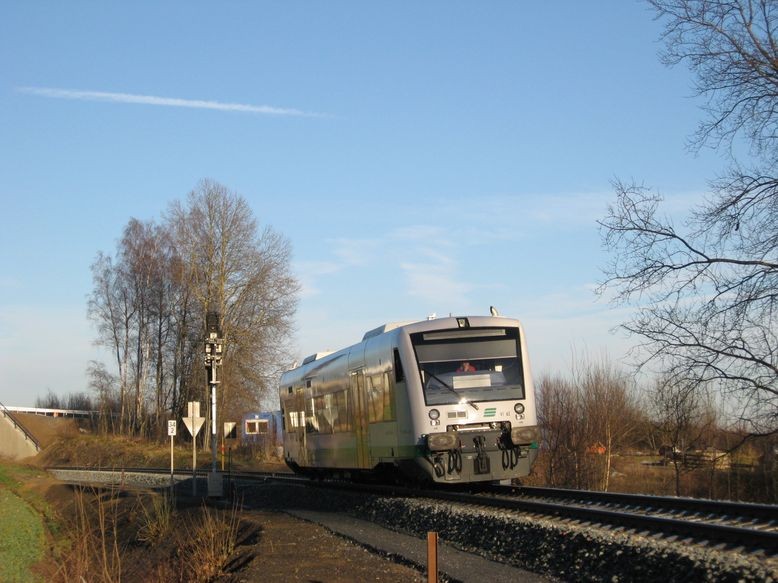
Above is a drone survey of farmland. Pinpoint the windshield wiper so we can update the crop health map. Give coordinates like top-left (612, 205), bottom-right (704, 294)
top-left (420, 366), bottom-right (479, 410)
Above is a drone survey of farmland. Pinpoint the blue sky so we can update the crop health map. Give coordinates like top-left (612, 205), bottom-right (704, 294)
top-left (0, 2), bottom-right (723, 406)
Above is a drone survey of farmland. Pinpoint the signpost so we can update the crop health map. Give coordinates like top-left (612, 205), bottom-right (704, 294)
top-left (222, 421), bottom-right (236, 471)
top-left (168, 420), bottom-right (176, 495)
top-left (182, 401), bottom-right (205, 496)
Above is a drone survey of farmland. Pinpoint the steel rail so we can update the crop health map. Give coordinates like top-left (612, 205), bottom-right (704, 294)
top-left (46, 467), bottom-right (778, 552)
top-left (504, 485), bottom-right (778, 522)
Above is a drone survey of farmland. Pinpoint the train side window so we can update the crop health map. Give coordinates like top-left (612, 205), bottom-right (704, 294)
top-left (333, 389), bottom-right (351, 432)
top-left (383, 371), bottom-right (395, 421)
top-left (393, 349), bottom-right (404, 382)
top-left (313, 394), bottom-right (334, 434)
top-left (367, 375), bottom-right (382, 423)
top-left (305, 397), bottom-right (318, 433)
top-left (366, 372), bottom-right (396, 423)
top-left (284, 407), bottom-right (300, 431)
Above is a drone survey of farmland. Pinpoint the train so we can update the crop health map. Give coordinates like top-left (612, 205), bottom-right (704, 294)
top-left (279, 314), bottom-right (539, 484)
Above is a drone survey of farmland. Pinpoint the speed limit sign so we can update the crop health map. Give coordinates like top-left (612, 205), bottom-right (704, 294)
top-left (168, 420), bottom-right (177, 436)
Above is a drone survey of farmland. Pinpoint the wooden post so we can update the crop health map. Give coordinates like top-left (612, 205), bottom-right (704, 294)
top-left (427, 531), bottom-right (438, 583)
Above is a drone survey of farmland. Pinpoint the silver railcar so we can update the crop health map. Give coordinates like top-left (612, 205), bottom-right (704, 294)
top-left (279, 315), bottom-right (539, 484)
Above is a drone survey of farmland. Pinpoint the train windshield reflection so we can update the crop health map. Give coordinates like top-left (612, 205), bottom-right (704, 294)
top-left (411, 328), bottom-right (524, 405)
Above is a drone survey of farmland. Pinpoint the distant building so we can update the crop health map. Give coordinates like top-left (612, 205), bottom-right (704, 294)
top-left (241, 411), bottom-right (283, 458)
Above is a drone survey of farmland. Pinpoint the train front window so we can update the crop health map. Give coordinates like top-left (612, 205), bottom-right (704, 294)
top-left (411, 327), bottom-right (524, 405)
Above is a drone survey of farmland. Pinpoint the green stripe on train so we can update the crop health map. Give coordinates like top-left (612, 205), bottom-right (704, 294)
top-left (303, 445), bottom-right (421, 461)
top-left (483, 407), bottom-right (497, 417)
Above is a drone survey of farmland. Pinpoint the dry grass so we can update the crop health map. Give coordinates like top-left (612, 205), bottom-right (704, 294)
top-left (48, 483), bottom-right (244, 582)
top-left (53, 486), bottom-right (123, 583)
top-left (174, 499), bottom-right (243, 582)
top-left (34, 433), bottom-right (289, 476)
top-left (136, 491), bottom-right (173, 545)
top-left (35, 433), bottom-right (187, 469)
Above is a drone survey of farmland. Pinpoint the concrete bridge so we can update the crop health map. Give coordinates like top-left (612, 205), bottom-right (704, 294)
top-left (0, 404), bottom-right (94, 460)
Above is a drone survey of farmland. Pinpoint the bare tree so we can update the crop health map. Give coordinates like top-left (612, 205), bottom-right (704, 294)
top-left (88, 252), bottom-right (135, 433)
top-left (88, 180), bottom-right (299, 437)
top-left (35, 389), bottom-right (62, 409)
top-left (537, 357), bottom-right (640, 491)
top-left (87, 360), bottom-right (118, 434)
top-left (577, 358), bottom-right (639, 491)
top-left (167, 179), bottom-right (300, 419)
top-left (651, 376), bottom-right (714, 495)
top-left (651, 0), bottom-right (778, 162)
top-left (89, 219), bottom-right (172, 437)
top-left (167, 254), bottom-right (200, 423)
top-left (537, 374), bottom-right (585, 488)
top-left (600, 1), bottom-right (778, 435)
top-left (119, 219), bottom-right (160, 434)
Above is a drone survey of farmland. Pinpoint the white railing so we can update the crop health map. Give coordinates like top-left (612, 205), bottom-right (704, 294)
top-left (3, 406), bottom-right (96, 418)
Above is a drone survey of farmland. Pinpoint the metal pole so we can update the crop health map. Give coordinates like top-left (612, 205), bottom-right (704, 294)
top-left (170, 433), bottom-right (174, 496)
top-left (192, 429), bottom-right (197, 496)
top-left (204, 310), bottom-right (223, 497)
top-left (211, 368), bottom-right (217, 473)
top-left (427, 531), bottom-right (439, 583)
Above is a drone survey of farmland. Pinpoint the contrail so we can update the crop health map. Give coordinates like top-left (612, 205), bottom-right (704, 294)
top-left (16, 86), bottom-right (322, 117)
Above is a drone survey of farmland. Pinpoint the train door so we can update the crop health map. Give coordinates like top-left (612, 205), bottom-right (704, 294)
top-left (350, 369), bottom-right (370, 468)
top-left (293, 388), bottom-right (307, 465)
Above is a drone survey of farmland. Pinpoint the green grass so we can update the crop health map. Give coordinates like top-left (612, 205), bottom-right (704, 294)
top-left (0, 463), bottom-right (42, 488)
top-left (0, 488), bottom-right (45, 582)
top-left (0, 463), bottom-right (17, 487)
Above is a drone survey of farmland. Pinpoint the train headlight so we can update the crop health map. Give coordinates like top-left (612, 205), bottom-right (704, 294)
top-left (428, 409), bottom-right (440, 420)
top-left (514, 403), bottom-right (525, 415)
top-left (427, 432), bottom-right (457, 452)
top-left (511, 425), bottom-right (539, 446)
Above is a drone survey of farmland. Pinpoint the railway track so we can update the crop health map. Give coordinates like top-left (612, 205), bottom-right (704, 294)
top-left (281, 477), bottom-right (778, 554)
top-left (435, 485), bottom-right (778, 554)
top-left (48, 466), bottom-right (778, 554)
top-left (221, 474), bottom-right (778, 555)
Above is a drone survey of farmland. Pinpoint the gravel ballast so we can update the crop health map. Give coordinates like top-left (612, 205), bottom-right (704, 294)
top-left (243, 482), bottom-right (777, 582)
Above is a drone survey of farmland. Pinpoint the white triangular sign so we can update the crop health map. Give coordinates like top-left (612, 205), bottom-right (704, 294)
top-left (183, 416), bottom-right (205, 437)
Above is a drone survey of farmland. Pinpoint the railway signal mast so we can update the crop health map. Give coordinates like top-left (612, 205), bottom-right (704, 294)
top-left (204, 310), bottom-right (224, 497)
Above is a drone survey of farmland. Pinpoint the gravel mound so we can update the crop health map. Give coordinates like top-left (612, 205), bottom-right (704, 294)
top-left (48, 468), bottom-right (176, 489)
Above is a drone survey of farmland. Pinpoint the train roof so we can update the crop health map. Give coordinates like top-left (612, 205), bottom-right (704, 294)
top-left (295, 321), bottom-right (415, 369)
top-left (301, 351), bottom-right (335, 365)
top-left (361, 321), bottom-right (415, 341)
top-left (291, 314), bottom-right (521, 373)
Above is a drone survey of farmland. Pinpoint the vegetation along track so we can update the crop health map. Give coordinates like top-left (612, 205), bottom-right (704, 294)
top-left (49, 466), bottom-right (778, 555)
